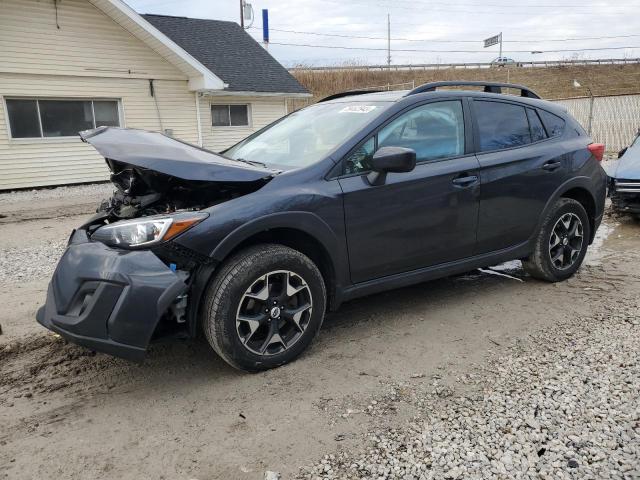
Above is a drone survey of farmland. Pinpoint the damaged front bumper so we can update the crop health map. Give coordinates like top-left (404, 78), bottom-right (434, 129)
top-left (36, 229), bottom-right (188, 361)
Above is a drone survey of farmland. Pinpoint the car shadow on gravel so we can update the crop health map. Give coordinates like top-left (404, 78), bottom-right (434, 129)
top-left (321, 267), bottom-right (525, 332)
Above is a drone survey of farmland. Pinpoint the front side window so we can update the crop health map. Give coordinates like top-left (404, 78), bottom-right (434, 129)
top-left (475, 100), bottom-right (531, 152)
top-left (212, 104), bottom-right (250, 127)
top-left (343, 100), bottom-right (465, 175)
top-left (344, 137), bottom-right (376, 175)
top-left (6, 99), bottom-right (120, 138)
top-left (225, 101), bottom-right (389, 169)
top-left (378, 100), bottom-right (465, 162)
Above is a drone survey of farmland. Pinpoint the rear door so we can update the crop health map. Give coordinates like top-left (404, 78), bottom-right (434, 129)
top-left (337, 99), bottom-right (481, 283)
top-left (472, 99), bottom-right (569, 253)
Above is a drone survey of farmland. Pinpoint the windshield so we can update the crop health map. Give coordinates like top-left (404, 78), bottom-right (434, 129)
top-left (225, 101), bottom-right (390, 169)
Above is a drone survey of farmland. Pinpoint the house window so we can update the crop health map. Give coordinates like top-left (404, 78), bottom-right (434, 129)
top-left (211, 104), bottom-right (250, 126)
top-left (5, 99), bottom-right (120, 139)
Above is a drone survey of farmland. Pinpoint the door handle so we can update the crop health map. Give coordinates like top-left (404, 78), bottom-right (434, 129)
top-left (452, 175), bottom-right (479, 187)
top-left (542, 160), bottom-right (562, 171)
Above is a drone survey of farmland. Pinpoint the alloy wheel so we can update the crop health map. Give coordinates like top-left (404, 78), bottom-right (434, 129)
top-left (236, 270), bottom-right (313, 355)
top-left (549, 213), bottom-right (584, 270)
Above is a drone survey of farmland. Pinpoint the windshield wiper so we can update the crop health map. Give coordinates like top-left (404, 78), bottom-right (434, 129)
top-left (235, 158), bottom-right (269, 169)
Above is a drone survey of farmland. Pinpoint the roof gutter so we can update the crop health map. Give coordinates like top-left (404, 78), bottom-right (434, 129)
top-left (200, 90), bottom-right (312, 98)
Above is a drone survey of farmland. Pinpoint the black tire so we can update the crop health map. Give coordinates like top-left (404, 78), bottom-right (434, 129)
top-left (202, 244), bottom-right (326, 372)
top-left (523, 198), bottom-right (591, 282)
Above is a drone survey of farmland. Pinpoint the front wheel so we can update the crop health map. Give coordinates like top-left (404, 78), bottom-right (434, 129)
top-left (202, 244), bottom-right (326, 372)
top-left (523, 198), bottom-right (591, 282)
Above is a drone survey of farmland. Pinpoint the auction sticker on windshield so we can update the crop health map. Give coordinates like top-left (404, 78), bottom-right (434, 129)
top-left (339, 105), bottom-right (377, 113)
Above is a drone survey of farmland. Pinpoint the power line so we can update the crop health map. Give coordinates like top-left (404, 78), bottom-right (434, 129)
top-left (267, 41), bottom-right (640, 54)
top-left (249, 27), bottom-right (640, 45)
top-left (248, 27), bottom-right (477, 43)
top-left (136, 0), bottom-right (634, 17)
top-left (314, 0), bottom-right (633, 16)
top-left (369, 0), bottom-right (640, 9)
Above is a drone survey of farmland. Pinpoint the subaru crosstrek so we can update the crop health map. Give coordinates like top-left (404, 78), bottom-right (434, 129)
top-left (37, 81), bottom-right (607, 371)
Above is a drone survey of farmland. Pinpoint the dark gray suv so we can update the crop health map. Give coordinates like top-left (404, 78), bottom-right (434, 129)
top-left (37, 82), bottom-right (607, 371)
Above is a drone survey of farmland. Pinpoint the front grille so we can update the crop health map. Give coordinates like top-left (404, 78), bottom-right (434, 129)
top-left (614, 179), bottom-right (640, 193)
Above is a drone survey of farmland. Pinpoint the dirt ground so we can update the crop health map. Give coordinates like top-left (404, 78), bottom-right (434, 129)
top-left (1, 188), bottom-right (639, 480)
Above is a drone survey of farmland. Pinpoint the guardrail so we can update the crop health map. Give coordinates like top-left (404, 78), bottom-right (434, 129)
top-left (290, 57), bottom-right (640, 72)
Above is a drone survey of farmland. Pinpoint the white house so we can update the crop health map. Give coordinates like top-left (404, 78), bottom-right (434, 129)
top-left (0, 0), bottom-right (311, 190)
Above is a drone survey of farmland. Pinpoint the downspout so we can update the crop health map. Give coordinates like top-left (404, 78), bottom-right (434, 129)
top-left (195, 91), bottom-right (203, 147)
top-left (149, 79), bottom-right (164, 132)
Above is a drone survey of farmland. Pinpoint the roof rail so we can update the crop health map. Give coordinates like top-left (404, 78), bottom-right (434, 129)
top-left (318, 89), bottom-right (383, 102)
top-left (406, 81), bottom-right (541, 99)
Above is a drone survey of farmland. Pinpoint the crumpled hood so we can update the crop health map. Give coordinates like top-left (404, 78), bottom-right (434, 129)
top-left (604, 141), bottom-right (640, 179)
top-left (80, 126), bottom-right (277, 182)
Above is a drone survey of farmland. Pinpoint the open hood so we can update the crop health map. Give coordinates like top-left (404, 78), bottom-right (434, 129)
top-left (81, 127), bottom-right (277, 222)
top-left (80, 127), bottom-right (277, 182)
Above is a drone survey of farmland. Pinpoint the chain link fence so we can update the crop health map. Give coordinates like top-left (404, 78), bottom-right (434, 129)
top-left (551, 94), bottom-right (640, 152)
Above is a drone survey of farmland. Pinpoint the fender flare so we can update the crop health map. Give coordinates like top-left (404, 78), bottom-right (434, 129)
top-left (534, 176), bottom-right (598, 242)
top-left (209, 211), bottom-right (349, 294)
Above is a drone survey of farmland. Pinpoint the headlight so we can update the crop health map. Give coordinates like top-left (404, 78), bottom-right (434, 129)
top-left (91, 212), bottom-right (208, 248)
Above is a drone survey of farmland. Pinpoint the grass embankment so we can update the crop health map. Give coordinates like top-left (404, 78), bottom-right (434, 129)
top-left (291, 63), bottom-right (640, 104)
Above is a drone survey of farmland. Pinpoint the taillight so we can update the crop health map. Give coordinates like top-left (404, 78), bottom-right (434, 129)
top-left (588, 143), bottom-right (605, 162)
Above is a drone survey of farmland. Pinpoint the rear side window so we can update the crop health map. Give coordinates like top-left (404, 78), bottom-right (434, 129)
top-left (538, 110), bottom-right (565, 137)
top-left (527, 108), bottom-right (547, 142)
top-left (475, 101), bottom-right (531, 152)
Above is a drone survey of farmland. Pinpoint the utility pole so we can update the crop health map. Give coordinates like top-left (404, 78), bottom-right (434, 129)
top-left (240, 0), bottom-right (244, 28)
top-left (499, 32), bottom-right (503, 59)
top-left (387, 14), bottom-right (391, 68)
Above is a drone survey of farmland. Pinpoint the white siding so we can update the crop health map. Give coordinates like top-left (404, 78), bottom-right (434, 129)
top-left (200, 96), bottom-right (287, 152)
top-left (0, 74), bottom-right (199, 189)
top-left (0, 0), bottom-right (202, 189)
top-left (0, 0), bottom-right (295, 189)
top-left (0, 0), bottom-right (184, 80)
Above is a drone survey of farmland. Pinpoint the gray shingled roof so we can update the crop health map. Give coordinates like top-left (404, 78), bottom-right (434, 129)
top-left (142, 14), bottom-right (309, 95)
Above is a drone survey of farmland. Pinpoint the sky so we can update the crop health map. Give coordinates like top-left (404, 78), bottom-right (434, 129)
top-left (127, 0), bottom-right (640, 67)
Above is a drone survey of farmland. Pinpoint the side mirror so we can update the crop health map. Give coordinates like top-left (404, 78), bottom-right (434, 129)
top-left (367, 146), bottom-right (416, 186)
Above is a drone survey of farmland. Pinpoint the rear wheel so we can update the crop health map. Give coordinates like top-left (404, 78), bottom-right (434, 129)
top-left (202, 244), bottom-right (326, 372)
top-left (523, 198), bottom-right (591, 282)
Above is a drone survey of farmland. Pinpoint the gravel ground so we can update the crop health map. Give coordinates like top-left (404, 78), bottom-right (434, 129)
top-left (0, 180), bottom-right (638, 479)
top-left (300, 300), bottom-right (640, 480)
top-left (0, 183), bottom-right (113, 286)
top-left (0, 182), bottom-right (111, 207)
top-left (0, 241), bottom-right (67, 285)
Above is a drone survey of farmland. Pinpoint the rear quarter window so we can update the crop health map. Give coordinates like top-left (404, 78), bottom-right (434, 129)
top-left (526, 108), bottom-right (547, 142)
top-left (538, 110), bottom-right (566, 137)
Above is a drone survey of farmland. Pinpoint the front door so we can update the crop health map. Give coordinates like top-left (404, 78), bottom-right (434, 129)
top-left (337, 99), bottom-right (481, 284)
